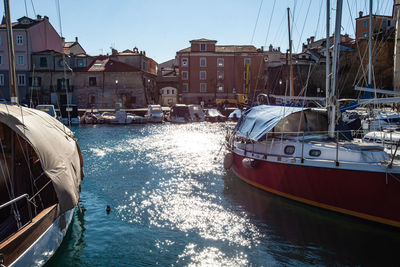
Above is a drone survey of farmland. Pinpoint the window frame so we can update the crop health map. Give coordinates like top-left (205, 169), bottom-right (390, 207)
top-left (17, 55), bottom-right (24, 65)
top-left (16, 34), bottom-right (24, 45)
top-left (200, 83), bottom-right (207, 92)
top-left (181, 58), bottom-right (188, 67)
top-left (200, 70), bottom-right (206, 80)
top-left (200, 43), bottom-right (206, 51)
top-left (17, 74), bottom-right (26, 86)
top-left (217, 58), bottom-right (224, 67)
top-left (0, 74), bottom-right (4, 86)
top-left (181, 71), bottom-right (188, 80)
top-left (182, 83), bottom-right (189, 92)
top-left (200, 57), bottom-right (207, 67)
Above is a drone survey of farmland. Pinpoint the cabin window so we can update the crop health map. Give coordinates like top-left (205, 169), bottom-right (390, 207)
top-left (182, 83), bottom-right (188, 92)
top-left (309, 149), bottom-right (321, 157)
top-left (284, 145), bottom-right (295, 155)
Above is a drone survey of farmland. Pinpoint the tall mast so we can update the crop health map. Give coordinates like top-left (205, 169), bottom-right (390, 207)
top-left (287, 7), bottom-right (294, 98)
top-left (368, 0), bottom-right (373, 86)
top-left (394, 0), bottom-right (400, 91)
top-left (325, 0), bottom-right (330, 107)
top-left (4, 0), bottom-right (18, 104)
top-left (329, 0), bottom-right (343, 139)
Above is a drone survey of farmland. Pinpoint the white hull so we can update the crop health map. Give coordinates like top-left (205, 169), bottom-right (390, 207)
top-left (10, 208), bottom-right (75, 267)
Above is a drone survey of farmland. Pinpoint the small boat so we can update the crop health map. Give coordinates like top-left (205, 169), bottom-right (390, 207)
top-left (204, 108), bottom-right (226, 122)
top-left (131, 114), bottom-right (147, 124)
top-left (35, 104), bottom-right (58, 120)
top-left (145, 105), bottom-right (163, 123)
top-left (169, 104), bottom-right (191, 123)
top-left (82, 110), bottom-right (103, 124)
top-left (60, 104), bottom-right (80, 126)
top-left (188, 105), bottom-right (205, 122)
top-left (228, 109), bottom-right (242, 121)
top-left (110, 111), bottom-right (133, 124)
top-left (101, 112), bottom-right (116, 124)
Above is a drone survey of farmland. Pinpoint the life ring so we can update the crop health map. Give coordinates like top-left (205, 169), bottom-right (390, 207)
top-left (224, 152), bottom-right (233, 170)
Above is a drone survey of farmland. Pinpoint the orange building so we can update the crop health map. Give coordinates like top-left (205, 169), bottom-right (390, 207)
top-left (176, 38), bottom-right (264, 105)
top-left (355, 11), bottom-right (395, 40)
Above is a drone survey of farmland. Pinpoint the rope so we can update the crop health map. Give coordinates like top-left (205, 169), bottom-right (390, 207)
top-left (250, 0), bottom-right (263, 44)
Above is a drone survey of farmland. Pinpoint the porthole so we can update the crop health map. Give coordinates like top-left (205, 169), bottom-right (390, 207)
top-left (284, 145), bottom-right (295, 155)
top-left (309, 149), bottom-right (321, 157)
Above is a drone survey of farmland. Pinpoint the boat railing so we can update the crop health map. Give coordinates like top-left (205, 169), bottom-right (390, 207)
top-left (0, 193), bottom-right (32, 228)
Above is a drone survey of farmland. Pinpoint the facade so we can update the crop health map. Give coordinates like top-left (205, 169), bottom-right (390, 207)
top-left (156, 59), bottom-right (178, 106)
top-left (355, 11), bottom-right (395, 40)
top-left (176, 38), bottom-right (264, 104)
top-left (395, 0), bottom-right (400, 91)
top-left (0, 15), bottom-right (62, 103)
top-left (74, 54), bottom-right (157, 109)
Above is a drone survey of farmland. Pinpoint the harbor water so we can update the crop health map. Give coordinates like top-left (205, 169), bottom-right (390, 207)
top-left (47, 123), bottom-right (400, 266)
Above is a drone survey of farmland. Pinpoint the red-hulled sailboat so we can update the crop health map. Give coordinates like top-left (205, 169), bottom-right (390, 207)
top-left (224, 0), bottom-right (400, 228)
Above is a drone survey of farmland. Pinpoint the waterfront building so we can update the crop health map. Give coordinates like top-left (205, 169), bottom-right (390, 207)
top-left (176, 38), bottom-right (264, 105)
top-left (355, 11), bottom-right (395, 41)
top-left (156, 59), bottom-right (178, 106)
top-left (0, 15), bottom-right (62, 103)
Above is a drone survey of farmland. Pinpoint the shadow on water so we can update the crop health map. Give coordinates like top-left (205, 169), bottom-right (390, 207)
top-left (46, 200), bottom-right (87, 267)
top-left (223, 170), bottom-right (400, 266)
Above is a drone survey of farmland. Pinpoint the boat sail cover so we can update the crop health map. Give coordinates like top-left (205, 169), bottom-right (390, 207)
top-left (0, 105), bottom-right (82, 214)
top-left (235, 105), bottom-right (312, 141)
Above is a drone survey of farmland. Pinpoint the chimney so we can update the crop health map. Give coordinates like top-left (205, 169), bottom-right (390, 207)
top-left (75, 37), bottom-right (78, 43)
top-left (307, 38), bottom-right (310, 44)
top-left (61, 37), bottom-right (65, 45)
top-left (37, 14), bottom-right (42, 20)
top-left (359, 11), bottom-right (363, 18)
top-left (310, 36), bottom-right (315, 43)
top-left (111, 48), bottom-right (118, 55)
top-left (143, 51), bottom-right (146, 56)
top-left (269, 44), bottom-right (273, 52)
top-left (44, 16), bottom-right (49, 20)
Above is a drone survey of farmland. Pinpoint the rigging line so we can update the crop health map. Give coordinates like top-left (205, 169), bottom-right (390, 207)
top-left (24, 0), bottom-right (28, 17)
top-left (30, 0), bottom-right (37, 16)
top-left (55, 0), bottom-right (63, 37)
top-left (251, 0), bottom-right (264, 44)
top-left (263, 0), bottom-right (276, 46)
top-left (296, 0), bottom-right (312, 52)
top-left (314, 0), bottom-right (324, 38)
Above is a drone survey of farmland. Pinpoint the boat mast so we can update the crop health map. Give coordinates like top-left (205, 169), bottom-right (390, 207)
top-left (287, 7), bottom-right (294, 98)
top-left (368, 0), bottom-right (373, 87)
top-left (325, 0), bottom-right (330, 107)
top-left (329, 0), bottom-right (343, 139)
top-left (4, 0), bottom-right (18, 104)
top-left (395, 0), bottom-right (400, 91)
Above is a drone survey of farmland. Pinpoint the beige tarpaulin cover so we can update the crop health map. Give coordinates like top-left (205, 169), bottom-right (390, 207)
top-left (0, 104), bottom-right (82, 214)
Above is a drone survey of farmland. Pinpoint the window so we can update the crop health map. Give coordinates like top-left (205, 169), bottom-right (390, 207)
top-left (0, 74), bottom-right (4, 86)
top-left (182, 58), bottom-right (188, 67)
top-left (89, 77), bottom-right (97, 86)
top-left (182, 83), bottom-right (188, 92)
top-left (17, 55), bottom-right (24, 65)
top-left (284, 145), bottom-right (295, 155)
top-left (17, 74), bottom-right (25, 86)
top-left (16, 34), bottom-right (23, 45)
top-left (200, 70), bottom-right (206, 80)
top-left (172, 89), bottom-right (175, 94)
top-left (217, 70), bottom-right (224, 80)
top-left (200, 83), bottom-right (207, 92)
top-left (388, 20), bottom-right (391, 27)
top-left (57, 78), bottom-right (70, 90)
top-left (382, 20), bottom-right (386, 27)
top-left (29, 77), bottom-right (41, 86)
top-left (0, 35), bottom-right (2, 46)
top-left (362, 32), bottom-right (367, 38)
top-left (182, 71), bottom-right (188, 80)
top-left (59, 59), bottom-right (65, 67)
top-left (309, 149), bottom-right (321, 157)
top-left (217, 58), bottom-right (224, 67)
top-left (200, 57), bottom-right (207, 67)
top-left (167, 89), bottom-right (170, 94)
top-left (200, 43), bottom-right (206, 51)
top-left (243, 71), bottom-right (251, 80)
top-left (0, 55), bottom-right (2, 65)
top-left (39, 56), bottom-right (48, 67)
top-left (217, 83), bottom-right (224, 92)
top-left (244, 58), bottom-right (251, 66)
top-left (77, 59), bottom-right (84, 67)
top-left (363, 20), bottom-right (367, 27)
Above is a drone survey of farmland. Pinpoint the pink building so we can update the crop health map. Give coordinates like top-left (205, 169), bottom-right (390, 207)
top-left (0, 15), bottom-right (62, 102)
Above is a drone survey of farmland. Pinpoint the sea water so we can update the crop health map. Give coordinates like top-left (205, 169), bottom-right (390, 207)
top-left (47, 123), bottom-right (400, 266)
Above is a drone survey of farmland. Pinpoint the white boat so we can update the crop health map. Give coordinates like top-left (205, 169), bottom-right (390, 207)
top-left (188, 104), bottom-right (205, 122)
top-left (145, 105), bottom-right (163, 123)
top-left (110, 111), bottom-right (133, 124)
top-left (60, 104), bottom-right (80, 125)
top-left (169, 104), bottom-right (191, 123)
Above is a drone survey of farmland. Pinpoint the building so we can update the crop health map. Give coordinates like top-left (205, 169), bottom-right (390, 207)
top-left (74, 53), bottom-right (157, 109)
top-left (156, 59), bottom-right (178, 106)
top-left (0, 15), bottom-right (62, 103)
top-left (355, 11), bottom-right (395, 40)
top-left (395, 0), bottom-right (400, 91)
top-left (176, 38), bottom-right (264, 104)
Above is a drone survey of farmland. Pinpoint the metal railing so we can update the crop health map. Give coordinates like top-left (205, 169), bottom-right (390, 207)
top-left (0, 193), bottom-right (32, 227)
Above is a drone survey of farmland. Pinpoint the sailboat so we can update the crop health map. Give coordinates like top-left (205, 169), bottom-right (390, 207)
top-left (0, 1), bottom-right (83, 266)
top-left (224, 0), bottom-right (400, 228)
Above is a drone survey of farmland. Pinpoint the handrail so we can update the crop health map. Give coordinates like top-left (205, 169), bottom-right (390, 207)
top-left (0, 193), bottom-right (32, 223)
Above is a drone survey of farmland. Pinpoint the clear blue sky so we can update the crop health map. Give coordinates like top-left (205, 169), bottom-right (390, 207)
top-left (2, 0), bottom-right (395, 63)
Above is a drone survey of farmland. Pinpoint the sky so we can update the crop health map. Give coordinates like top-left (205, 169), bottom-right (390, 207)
top-left (1, 0), bottom-right (395, 64)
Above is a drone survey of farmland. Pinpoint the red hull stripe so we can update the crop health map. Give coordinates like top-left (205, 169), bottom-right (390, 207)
top-left (231, 168), bottom-right (400, 228)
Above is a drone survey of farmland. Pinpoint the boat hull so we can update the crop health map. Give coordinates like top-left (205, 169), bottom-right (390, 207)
top-left (231, 152), bottom-right (400, 227)
top-left (10, 207), bottom-right (74, 267)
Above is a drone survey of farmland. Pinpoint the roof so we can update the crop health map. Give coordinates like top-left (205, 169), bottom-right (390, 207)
top-left (356, 14), bottom-right (393, 20)
top-left (177, 45), bottom-right (258, 53)
top-left (190, 38), bottom-right (217, 43)
top-left (64, 42), bottom-right (76, 48)
top-left (0, 105), bottom-right (82, 214)
top-left (0, 15), bottom-right (45, 30)
top-left (85, 56), bottom-right (141, 72)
